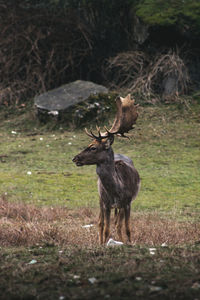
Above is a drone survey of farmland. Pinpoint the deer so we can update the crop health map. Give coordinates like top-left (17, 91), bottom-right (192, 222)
top-left (72, 94), bottom-right (140, 244)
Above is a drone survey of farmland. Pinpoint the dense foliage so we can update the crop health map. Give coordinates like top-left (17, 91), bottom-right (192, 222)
top-left (0, 0), bottom-right (200, 106)
top-left (136, 0), bottom-right (200, 32)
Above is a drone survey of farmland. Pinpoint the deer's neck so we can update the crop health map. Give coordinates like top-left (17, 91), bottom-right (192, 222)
top-left (96, 148), bottom-right (121, 196)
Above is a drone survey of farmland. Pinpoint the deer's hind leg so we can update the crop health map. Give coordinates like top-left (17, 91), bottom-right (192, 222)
top-left (103, 207), bottom-right (111, 243)
top-left (116, 208), bottom-right (125, 242)
top-left (114, 208), bottom-right (118, 226)
top-left (124, 204), bottom-right (131, 243)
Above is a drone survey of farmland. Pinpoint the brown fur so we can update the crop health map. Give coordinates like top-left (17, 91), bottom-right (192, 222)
top-left (73, 137), bottom-right (140, 244)
top-left (73, 94), bottom-right (140, 244)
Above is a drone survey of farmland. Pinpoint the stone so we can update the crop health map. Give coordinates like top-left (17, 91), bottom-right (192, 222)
top-left (162, 75), bottom-right (178, 96)
top-left (34, 80), bottom-right (108, 112)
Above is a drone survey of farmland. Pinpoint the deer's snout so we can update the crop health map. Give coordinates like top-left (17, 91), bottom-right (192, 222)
top-left (72, 154), bottom-right (83, 166)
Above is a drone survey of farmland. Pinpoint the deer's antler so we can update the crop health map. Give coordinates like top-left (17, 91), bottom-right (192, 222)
top-left (85, 127), bottom-right (102, 141)
top-left (108, 94), bottom-right (139, 137)
top-left (85, 94), bottom-right (139, 140)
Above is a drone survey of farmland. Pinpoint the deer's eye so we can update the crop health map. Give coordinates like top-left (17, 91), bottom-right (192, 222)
top-left (90, 146), bottom-right (97, 151)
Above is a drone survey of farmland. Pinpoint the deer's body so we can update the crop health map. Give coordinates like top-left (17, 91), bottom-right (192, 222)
top-left (72, 94), bottom-right (140, 244)
top-left (97, 151), bottom-right (140, 244)
top-left (98, 153), bottom-right (140, 209)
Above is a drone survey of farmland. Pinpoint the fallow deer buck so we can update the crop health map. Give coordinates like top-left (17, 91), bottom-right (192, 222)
top-left (72, 94), bottom-right (140, 244)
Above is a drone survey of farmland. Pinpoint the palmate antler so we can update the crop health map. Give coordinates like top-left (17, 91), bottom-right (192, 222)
top-left (107, 94), bottom-right (139, 137)
top-left (85, 94), bottom-right (139, 140)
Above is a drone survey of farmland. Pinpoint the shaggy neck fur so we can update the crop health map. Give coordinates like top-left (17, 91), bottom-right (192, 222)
top-left (96, 148), bottom-right (122, 202)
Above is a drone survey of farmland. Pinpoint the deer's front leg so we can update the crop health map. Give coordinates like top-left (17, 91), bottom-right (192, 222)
top-left (104, 207), bottom-right (111, 243)
top-left (98, 205), bottom-right (104, 245)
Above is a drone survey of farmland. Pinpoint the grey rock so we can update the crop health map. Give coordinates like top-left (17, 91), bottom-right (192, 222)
top-left (34, 80), bottom-right (108, 112)
top-left (162, 75), bottom-right (178, 96)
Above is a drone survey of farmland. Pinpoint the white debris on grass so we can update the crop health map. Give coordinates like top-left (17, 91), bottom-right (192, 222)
top-left (81, 224), bottom-right (94, 228)
top-left (27, 259), bottom-right (37, 265)
top-left (135, 277), bottom-right (142, 281)
top-left (149, 248), bottom-right (156, 251)
top-left (106, 238), bottom-right (124, 247)
top-left (27, 171), bottom-right (32, 175)
top-left (149, 285), bottom-right (163, 292)
top-left (88, 277), bottom-right (97, 284)
top-left (40, 137), bottom-right (43, 141)
top-left (59, 296), bottom-right (65, 300)
top-left (68, 142), bottom-right (72, 145)
top-left (73, 275), bottom-right (80, 279)
top-left (11, 131), bottom-right (17, 134)
top-left (149, 248), bottom-right (156, 255)
top-left (161, 242), bottom-right (168, 247)
top-left (191, 282), bottom-right (200, 290)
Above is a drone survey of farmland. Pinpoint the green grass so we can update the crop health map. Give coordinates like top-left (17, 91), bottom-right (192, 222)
top-left (0, 104), bottom-right (200, 213)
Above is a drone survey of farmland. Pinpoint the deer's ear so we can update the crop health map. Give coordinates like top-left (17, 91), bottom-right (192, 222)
top-left (104, 135), bottom-right (114, 149)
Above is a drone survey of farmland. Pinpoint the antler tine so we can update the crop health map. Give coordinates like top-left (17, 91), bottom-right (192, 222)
top-left (104, 124), bottom-right (129, 139)
top-left (104, 126), bottom-right (113, 136)
top-left (84, 128), bottom-right (97, 139)
top-left (96, 125), bottom-right (103, 138)
top-left (85, 128), bottom-right (93, 138)
top-left (85, 127), bottom-right (103, 140)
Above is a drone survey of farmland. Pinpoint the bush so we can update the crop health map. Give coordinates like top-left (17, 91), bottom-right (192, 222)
top-left (105, 49), bottom-right (190, 101)
top-left (0, 0), bottom-right (135, 106)
top-left (0, 1), bottom-right (93, 105)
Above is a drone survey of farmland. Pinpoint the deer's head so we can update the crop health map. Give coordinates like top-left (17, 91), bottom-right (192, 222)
top-left (72, 94), bottom-right (139, 167)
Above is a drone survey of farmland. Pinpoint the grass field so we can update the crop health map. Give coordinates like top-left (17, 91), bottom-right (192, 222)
top-left (0, 104), bottom-right (199, 212)
top-left (0, 102), bottom-right (200, 299)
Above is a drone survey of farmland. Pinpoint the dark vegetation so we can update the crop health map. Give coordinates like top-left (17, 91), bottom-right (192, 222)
top-left (1, 0), bottom-right (200, 108)
top-left (1, 243), bottom-right (200, 300)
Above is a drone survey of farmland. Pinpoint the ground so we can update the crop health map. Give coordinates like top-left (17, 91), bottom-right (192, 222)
top-left (0, 102), bottom-right (200, 299)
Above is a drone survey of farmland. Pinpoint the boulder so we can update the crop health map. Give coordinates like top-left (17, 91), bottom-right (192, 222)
top-left (162, 75), bottom-right (178, 97)
top-left (34, 80), bottom-right (108, 113)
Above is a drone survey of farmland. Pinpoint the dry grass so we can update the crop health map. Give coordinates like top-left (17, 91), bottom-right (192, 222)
top-left (106, 49), bottom-right (189, 99)
top-left (0, 196), bottom-right (199, 248)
